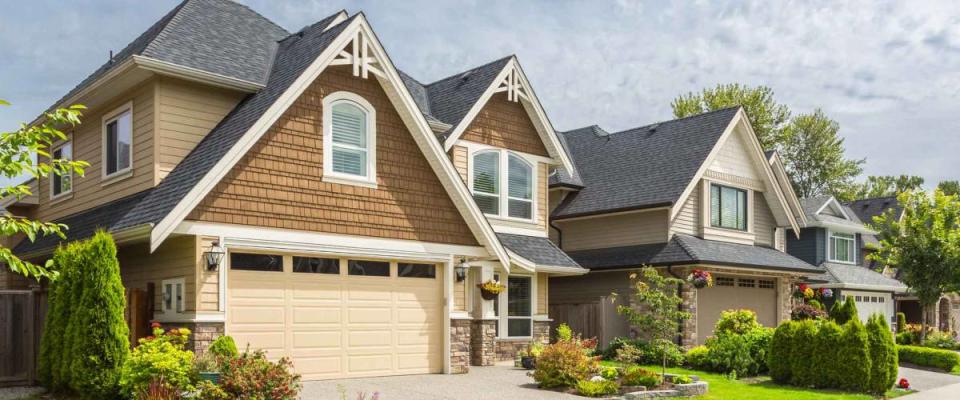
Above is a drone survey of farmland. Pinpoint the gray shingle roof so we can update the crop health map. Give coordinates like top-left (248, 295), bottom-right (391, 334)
top-left (46, 0), bottom-right (289, 113)
top-left (13, 190), bottom-right (154, 255)
top-left (497, 233), bottom-right (582, 269)
top-left (548, 126), bottom-right (591, 188)
top-left (845, 196), bottom-right (902, 226)
top-left (816, 262), bottom-right (907, 291)
top-left (110, 12), bottom-right (354, 232)
top-left (568, 234), bottom-right (820, 273)
top-left (551, 107), bottom-right (741, 219)
top-left (799, 196), bottom-right (865, 228)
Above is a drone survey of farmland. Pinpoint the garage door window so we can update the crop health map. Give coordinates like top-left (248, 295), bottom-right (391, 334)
top-left (348, 260), bottom-right (390, 276)
top-left (231, 253), bottom-right (283, 272)
top-left (507, 276), bottom-right (532, 337)
top-left (293, 257), bottom-right (339, 274)
top-left (398, 263), bottom-right (436, 279)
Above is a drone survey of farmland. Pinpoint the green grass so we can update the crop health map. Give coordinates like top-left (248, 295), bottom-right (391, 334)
top-left (601, 362), bottom-right (909, 399)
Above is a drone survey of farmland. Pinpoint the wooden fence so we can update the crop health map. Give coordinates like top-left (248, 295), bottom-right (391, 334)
top-left (549, 295), bottom-right (630, 348)
top-left (0, 289), bottom-right (46, 387)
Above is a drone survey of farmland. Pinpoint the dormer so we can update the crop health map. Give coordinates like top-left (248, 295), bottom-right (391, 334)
top-left (789, 196), bottom-right (876, 266)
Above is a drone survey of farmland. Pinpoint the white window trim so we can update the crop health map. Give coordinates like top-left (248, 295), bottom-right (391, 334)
top-left (49, 137), bottom-right (74, 201)
top-left (101, 101), bottom-right (134, 184)
top-left (322, 91), bottom-right (377, 189)
top-left (468, 148), bottom-right (537, 223)
top-left (709, 182), bottom-right (750, 232)
top-left (827, 230), bottom-right (857, 264)
top-left (496, 273), bottom-right (534, 339)
top-left (161, 277), bottom-right (186, 315)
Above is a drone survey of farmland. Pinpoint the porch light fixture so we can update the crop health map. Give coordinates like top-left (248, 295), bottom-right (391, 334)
top-left (203, 241), bottom-right (225, 271)
top-left (455, 258), bottom-right (468, 282)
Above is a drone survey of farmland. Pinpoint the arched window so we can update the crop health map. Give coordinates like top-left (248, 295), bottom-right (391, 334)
top-left (507, 154), bottom-right (533, 219)
top-left (322, 92), bottom-right (377, 187)
top-left (472, 150), bottom-right (500, 215)
top-left (470, 149), bottom-right (535, 221)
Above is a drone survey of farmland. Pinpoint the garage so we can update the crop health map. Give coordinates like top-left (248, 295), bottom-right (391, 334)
top-left (696, 275), bottom-right (778, 344)
top-left (227, 252), bottom-right (444, 380)
top-left (841, 290), bottom-right (893, 324)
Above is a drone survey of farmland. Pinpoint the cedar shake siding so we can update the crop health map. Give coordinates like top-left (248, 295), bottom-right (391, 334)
top-left (187, 66), bottom-right (479, 246)
top-left (459, 92), bottom-right (549, 157)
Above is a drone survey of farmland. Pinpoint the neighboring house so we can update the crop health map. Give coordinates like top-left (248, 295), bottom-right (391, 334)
top-left (548, 108), bottom-right (818, 347)
top-left (0, 0), bottom-right (586, 380)
top-left (788, 196), bottom-right (907, 326)
top-left (846, 197), bottom-right (960, 332)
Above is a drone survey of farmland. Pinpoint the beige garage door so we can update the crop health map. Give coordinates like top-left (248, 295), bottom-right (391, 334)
top-left (227, 253), bottom-right (444, 380)
top-left (696, 275), bottom-right (777, 344)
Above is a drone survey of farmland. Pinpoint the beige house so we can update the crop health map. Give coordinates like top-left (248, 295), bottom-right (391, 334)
top-left (548, 109), bottom-right (820, 346)
top-left (1, 0), bottom-right (586, 380)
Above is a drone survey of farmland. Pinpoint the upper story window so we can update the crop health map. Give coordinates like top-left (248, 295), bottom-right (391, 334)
top-left (829, 231), bottom-right (856, 264)
top-left (710, 183), bottom-right (747, 231)
top-left (51, 140), bottom-right (73, 198)
top-left (471, 149), bottom-right (534, 221)
top-left (322, 92), bottom-right (377, 188)
top-left (103, 104), bottom-right (133, 180)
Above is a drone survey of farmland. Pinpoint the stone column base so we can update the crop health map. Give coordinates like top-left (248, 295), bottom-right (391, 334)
top-left (470, 319), bottom-right (496, 366)
top-left (450, 319), bottom-right (471, 373)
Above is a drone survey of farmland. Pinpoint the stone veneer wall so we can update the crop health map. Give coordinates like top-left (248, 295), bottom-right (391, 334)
top-left (680, 282), bottom-right (698, 348)
top-left (450, 319), bottom-right (472, 373)
top-left (160, 321), bottom-right (224, 354)
top-left (470, 319), bottom-right (496, 366)
top-left (494, 320), bottom-right (551, 361)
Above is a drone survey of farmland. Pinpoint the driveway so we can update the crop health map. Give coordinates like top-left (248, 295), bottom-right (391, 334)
top-left (898, 364), bottom-right (960, 391)
top-left (300, 363), bottom-right (582, 400)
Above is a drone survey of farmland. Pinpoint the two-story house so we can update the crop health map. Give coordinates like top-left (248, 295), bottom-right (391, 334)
top-left (0, 0), bottom-right (586, 380)
top-left (548, 108), bottom-right (819, 347)
top-left (788, 196), bottom-right (907, 325)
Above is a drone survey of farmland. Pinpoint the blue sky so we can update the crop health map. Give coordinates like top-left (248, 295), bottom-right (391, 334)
top-left (2, 0), bottom-right (959, 187)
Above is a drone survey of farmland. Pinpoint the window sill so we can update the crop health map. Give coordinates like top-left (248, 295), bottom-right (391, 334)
top-left (101, 169), bottom-right (133, 187)
top-left (484, 214), bottom-right (536, 225)
top-left (49, 192), bottom-right (73, 205)
top-left (828, 259), bottom-right (857, 265)
top-left (322, 174), bottom-right (378, 189)
top-left (702, 226), bottom-right (755, 245)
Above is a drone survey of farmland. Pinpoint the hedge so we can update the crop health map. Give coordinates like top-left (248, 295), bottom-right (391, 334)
top-left (897, 345), bottom-right (960, 372)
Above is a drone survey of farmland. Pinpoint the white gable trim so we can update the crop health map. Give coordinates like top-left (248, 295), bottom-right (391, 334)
top-left (767, 152), bottom-right (808, 228)
top-left (148, 16), bottom-right (512, 269)
top-left (670, 109), bottom-right (801, 233)
top-left (440, 57), bottom-right (574, 173)
top-left (815, 197), bottom-right (851, 220)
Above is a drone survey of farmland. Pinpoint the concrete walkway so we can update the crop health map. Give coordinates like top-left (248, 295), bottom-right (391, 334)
top-left (898, 382), bottom-right (960, 399)
top-left (897, 364), bottom-right (960, 391)
top-left (300, 363), bottom-right (582, 400)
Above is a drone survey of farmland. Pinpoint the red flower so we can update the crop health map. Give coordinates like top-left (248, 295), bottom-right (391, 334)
top-left (898, 378), bottom-right (910, 389)
top-left (150, 321), bottom-right (161, 329)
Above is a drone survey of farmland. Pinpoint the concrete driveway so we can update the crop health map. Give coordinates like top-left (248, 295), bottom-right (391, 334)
top-left (897, 364), bottom-right (960, 391)
top-left (300, 363), bottom-right (582, 400)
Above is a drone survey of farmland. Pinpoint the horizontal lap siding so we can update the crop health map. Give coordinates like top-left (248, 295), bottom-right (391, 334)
top-left (35, 82), bottom-right (156, 222)
top-left (559, 210), bottom-right (668, 251)
top-left (118, 235), bottom-right (197, 313)
top-left (196, 236), bottom-right (220, 312)
top-left (187, 66), bottom-right (478, 246)
top-left (156, 78), bottom-right (243, 182)
top-left (460, 92), bottom-right (548, 157)
top-left (671, 181), bottom-right (701, 236)
top-left (754, 193), bottom-right (776, 247)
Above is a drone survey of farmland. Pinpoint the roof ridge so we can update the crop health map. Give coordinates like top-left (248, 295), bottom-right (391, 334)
top-left (424, 55), bottom-right (514, 87)
top-left (285, 9), bottom-right (348, 41)
top-left (847, 195), bottom-right (899, 204)
top-left (221, 0), bottom-right (290, 35)
top-left (611, 106), bottom-right (742, 136)
top-left (143, 0), bottom-right (191, 57)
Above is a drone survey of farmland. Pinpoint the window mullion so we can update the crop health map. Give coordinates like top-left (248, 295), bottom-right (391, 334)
top-left (500, 150), bottom-right (508, 217)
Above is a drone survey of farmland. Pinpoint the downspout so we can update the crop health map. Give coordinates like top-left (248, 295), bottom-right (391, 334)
top-left (549, 220), bottom-right (563, 248)
top-left (666, 265), bottom-right (685, 346)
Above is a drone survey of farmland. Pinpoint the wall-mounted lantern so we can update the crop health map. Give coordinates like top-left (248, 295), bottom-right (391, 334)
top-left (455, 258), bottom-right (469, 282)
top-left (203, 241), bottom-right (225, 271)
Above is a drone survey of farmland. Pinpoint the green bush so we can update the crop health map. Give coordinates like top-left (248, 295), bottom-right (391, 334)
top-left (119, 326), bottom-right (196, 397)
top-left (790, 320), bottom-right (819, 387)
top-left (811, 320), bottom-right (843, 388)
top-left (922, 331), bottom-right (959, 350)
top-left (829, 297), bottom-right (858, 325)
top-left (701, 328), bottom-right (772, 377)
top-left (714, 309), bottom-right (761, 335)
top-left (64, 232), bottom-right (130, 399)
top-left (896, 312), bottom-right (907, 333)
top-left (209, 335), bottom-right (239, 360)
top-left (220, 350), bottom-right (302, 400)
top-left (621, 366), bottom-right (661, 387)
top-left (685, 345), bottom-right (710, 370)
top-left (575, 379), bottom-right (620, 397)
top-left (38, 243), bottom-right (81, 391)
top-left (556, 323), bottom-right (573, 342)
top-left (896, 332), bottom-right (914, 345)
top-left (768, 321), bottom-right (798, 383)
top-left (866, 314), bottom-right (898, 395)
top-left (897, 345), bottom-right (960, 372)
top-left (672, 374), bottom-right (694, 384)
top-left (602, 337), bottom-right (684, 367)
top-left (837, 319), bottom-right (871, 392)
top-left (532, 339), bottom-right (598, 388)
top-left (599, 366), bottom-right (619, 380)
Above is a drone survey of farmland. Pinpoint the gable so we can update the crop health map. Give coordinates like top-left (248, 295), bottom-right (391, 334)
top-left (458, 92), bottom-right (549, 156)
top-left (187, 66), bottom-right (480, 246)
top-left (708, 128), bottom-right (761, 181)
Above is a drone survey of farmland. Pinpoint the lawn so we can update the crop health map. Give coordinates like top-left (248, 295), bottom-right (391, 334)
top-left (601, 362), bottom-right (913, 399)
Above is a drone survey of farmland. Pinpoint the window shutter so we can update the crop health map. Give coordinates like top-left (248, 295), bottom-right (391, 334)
top-left (330, 102), bottom-right (368, 176)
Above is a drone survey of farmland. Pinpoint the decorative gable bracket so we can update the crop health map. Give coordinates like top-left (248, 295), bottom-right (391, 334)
top-left (493, 66), bottom-right (528, 102)
top-left (330, 30), bottom-right (385, 79)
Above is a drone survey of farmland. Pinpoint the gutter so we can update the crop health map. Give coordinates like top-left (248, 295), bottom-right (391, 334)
top-left (552, 201), bottom-right (674, 221)
top-left (16, 223), bottom-right (153, 260)
top-left (132, 55), bottom-right (263, 92)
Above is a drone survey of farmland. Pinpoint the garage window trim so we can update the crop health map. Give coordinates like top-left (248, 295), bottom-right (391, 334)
top-left (348, 260), bottom-right (390, 277)
top-left (230, 253), bottom-right (283, 272)
top-left (828, 231), bottom-right (856, 264)
top-left (293, 256), bottom-right (339, 274)
top-left (398, 263), bottom-right (436, 279)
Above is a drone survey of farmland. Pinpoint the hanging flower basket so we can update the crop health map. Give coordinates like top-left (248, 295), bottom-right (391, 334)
top-left (687, 269), bottom-right (713, 289)
top-left (819, 288), bottom-right (833, 299)
top-left (478, 279), bottom-right (506, 300)
top-left (793, 283), bottom-right (809, 299)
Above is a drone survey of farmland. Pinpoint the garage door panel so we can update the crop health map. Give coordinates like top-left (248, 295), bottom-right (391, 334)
top-left (396, 329), bottom-right (439, 346)
top-left (348, 355), bottom-right (393, 374)
top-left (292, 306), bottom-right (341, 324)
top-left (349, 330), bottom-right (394, 347)
top-left (696, 277), bottom-right (777, 345)
top-left (347, 285), bottom-right (395, 301)
top-left (293, 331), bottom-right (342, 349)
top-left (232, 332), bottom-right (285, 352)
top-left (397, 307), bottom-right (441, 324)
top-left (291, 282), bottom-right (342, 300)
top-left (230, 305), bottom-right (286, 324)
top-left (348, 307), bottom-right (392, 323)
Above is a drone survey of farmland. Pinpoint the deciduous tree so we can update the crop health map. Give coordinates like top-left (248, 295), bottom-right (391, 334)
top-left (616, 267), bottom-right (691, 376)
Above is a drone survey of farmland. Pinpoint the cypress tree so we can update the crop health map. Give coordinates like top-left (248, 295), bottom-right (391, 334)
top-left (812, 320), bottom-right (843, 388)
top-left (896, 312), bottom-right (907, 333)
top-left (866, 314), bottom-right (898, 394)
top-left (38, 244), bottom-right (76, 389)
top-left (837, 319), bottom-right (872, 392)
top-left (843, 296), bottom-right (859, 324)
top-left (768, 321), bottom-right (797, 383)
top-left (791, 320), bottom-right (819, 387)
top-left (66, 231), bottom-right (129, 399)
top-left (829, 300), bottom-right (845, 322)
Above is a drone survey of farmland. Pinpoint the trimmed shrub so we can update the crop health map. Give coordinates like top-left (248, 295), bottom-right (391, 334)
top-left (38, 243), bottom-right (80, 390)
top-left (828, 300), bottom-right (845, 322)
top-left (602, 337), bottom-right (684, 367)
top-left (621, 366), bottom-right (661, 387)
top-left (866, 314), bottom-right (898, 395)
top-left (685, 346), bottom-right (709, 370)
top-left (65, 231), bottom-right (130, 399)
top-left (599, 366), bottom-right (619, 380)
top-left (714, 309), bottom-right (760, 335)
top-left (556, 323), bottom-right (573, 341)
top-left (575, 379), bottom-right (620, 397)
top-left (896, 332), bottom-right (914, 345)
top-left (702, 326), bottom-right (773, 377)
top-left (220, 350), bottom-right (301, 400)
top-left (837, 319), bottom-right (871, 392)
top-left (209, 335), bottom-right (239, 360)
top-left (119, 326), bottom-right (195, 397)
top-left (811, 320), bottom-right (843, 388)
top-left (532, 339), bottom-right (598, 388)
top-left (768, 320), bottom-right (798, 383)
top-left (897, 345), bottom-right (960, 372)
top-left (896, 312), bottom-right (907, 333)
top-left (790, 320), bottom-right (819, 387)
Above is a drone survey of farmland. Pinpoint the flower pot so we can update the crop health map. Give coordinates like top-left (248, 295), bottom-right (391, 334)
top-left (692, 280), bottom-right (708, 289)
top-left (480, 288), bottom-right (499, 300)
top-left (199, 371), bottom-right (220, 384)
top-left (521, 356), bottom-right (536, 370)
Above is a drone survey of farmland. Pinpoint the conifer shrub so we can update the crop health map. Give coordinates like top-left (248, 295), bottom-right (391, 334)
top-left (896, 312), bottom-right (907, 333)
top-left (65, 231), bottom-right (130, 399)
top-left (768, 321), bottom-right (797, 383)
top-left (866, 314), bottom-right (898, 394)
top-left (811, 320), bottom-right (843, 388)
top-left (38, 243), bottom-right (80, 391)
top-left (837, 319), bottom-right (871, 392)
top-left (789, 320), bottom-right (819, 387)
top-left (209, 335), bottom-right (239, 360)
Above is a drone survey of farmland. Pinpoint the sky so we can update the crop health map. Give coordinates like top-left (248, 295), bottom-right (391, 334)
top-left (1, 0), bottom-right (958, 188)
